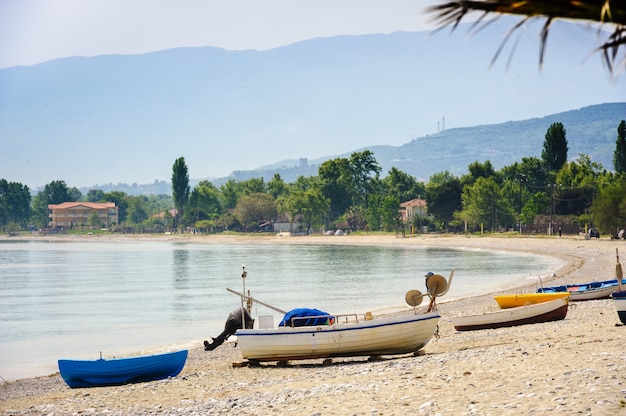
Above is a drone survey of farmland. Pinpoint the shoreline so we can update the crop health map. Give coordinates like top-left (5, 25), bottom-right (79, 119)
top-left (2, 233), bottom-right (625, 415)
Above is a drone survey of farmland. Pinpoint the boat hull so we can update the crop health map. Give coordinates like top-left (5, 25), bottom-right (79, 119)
top-left (537, 279), bottom-right (623, 301)
top-left (235, 312), bottom-right (440, 361)
top-left (58, 350), bottom-right (188, 388)
top-left (612, 291), bottom-right (626, 324)
top-left (494, 292), bottom-right (570, 308)
top-left (451, 298), bottom-right (569, 331)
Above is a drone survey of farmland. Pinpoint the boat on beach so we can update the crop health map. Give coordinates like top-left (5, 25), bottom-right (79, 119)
top-left (228, 267), bottom-right (453, 363)
top-left (494, 292), bottom-right (570, 308)
top-left (58, 350), bottom-right (188, 388)
top-left (611, 249), bottom-right (625, 324)
top-left (611, 291), bottom-right (626, 324)
top-left (450, 297), bottom-right (569, 331)
top-left (537, 278), bottom-right (621, 301)
top-left (236, 310), bottom-right (441, 362)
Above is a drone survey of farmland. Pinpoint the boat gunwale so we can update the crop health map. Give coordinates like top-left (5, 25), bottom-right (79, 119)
top-left (235, 311), bottom-right (441, 337)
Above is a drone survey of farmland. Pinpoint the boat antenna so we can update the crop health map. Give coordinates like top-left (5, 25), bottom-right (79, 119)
top-left (241, 265), bottom-right (247, 329)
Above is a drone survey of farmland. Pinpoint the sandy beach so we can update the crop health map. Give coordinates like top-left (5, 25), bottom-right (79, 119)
top-left (1, 233), bottom-right (625, 415)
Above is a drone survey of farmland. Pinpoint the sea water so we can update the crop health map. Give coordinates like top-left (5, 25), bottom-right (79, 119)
top-left (0, 239), bottom-right (565, 381)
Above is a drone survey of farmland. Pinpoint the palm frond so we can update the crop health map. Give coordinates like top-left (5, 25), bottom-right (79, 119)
top-left (427, 0), bottom-right (626, 75)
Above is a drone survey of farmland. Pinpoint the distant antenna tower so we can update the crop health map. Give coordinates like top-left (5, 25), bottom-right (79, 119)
top-left (442, 116), bottom-right (445, 131)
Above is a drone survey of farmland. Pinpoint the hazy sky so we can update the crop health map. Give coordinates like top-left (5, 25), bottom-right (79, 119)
top-left (0, 0), bottom-right (442, 69)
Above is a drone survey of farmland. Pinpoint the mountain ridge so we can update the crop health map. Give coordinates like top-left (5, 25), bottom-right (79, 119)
top-left (226, 102), bottom-right (625, 185)
top-left (1, 17), bottom-right (624, 190)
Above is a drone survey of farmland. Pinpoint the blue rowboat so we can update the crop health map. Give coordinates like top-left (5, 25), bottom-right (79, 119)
top-left (537, 278), bottom-right (624, 301)
top-left (58, 349), bottom-right (188, 388)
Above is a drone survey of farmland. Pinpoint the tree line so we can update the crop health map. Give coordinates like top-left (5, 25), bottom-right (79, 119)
top-left (2, 120), bottom-right (626, 236)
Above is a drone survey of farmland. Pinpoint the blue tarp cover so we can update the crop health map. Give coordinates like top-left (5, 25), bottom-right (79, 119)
top-left (279, 308), bottom-right (334, 327)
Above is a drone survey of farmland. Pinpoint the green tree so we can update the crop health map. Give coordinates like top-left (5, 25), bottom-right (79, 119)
top-left (281, 186), bottom-right (329, 232)
top-left (86, 189), bottom-right (105, 202)
top-left (467, 160), bottom-right (496, 181)
top-left (425, 174), bottom-right (462, 229)
top-left (239, 178), bottom-right (266, 196)
top-left (514, 157), bottom-right (550, 194)
top-left (318, 157), bottom-right (353, 220)
top-left (542, 122), bottom-right (568, 172)
top-left (345, 205), bottom-right (367, 231)
top-left (520, 192), bottom-right (550, 224)
top-left (592, 179), bottom-right (626, 234)
top-left (380, 195), bottom-right (402, 232)
top-left (613, 120), bottom-right (626, 174)
top-left (299, 187), bottom-right (330, 232)
top-left (101, 191), bottom-right (129, 224)
top-left (233, 192), bottom-right (277, 232)
top-left (163, 209), bottom-right (173, 230)
top-left (382, 167), bottom-right (424, 203)
top-left (171, 157), bottom-right (190, 230)
top-left (127, 196), bottom-right (149, 225)
top-left (88, 210), bottom-right (101, 229)
top-left (555, 154), bottom-right (606, 215)
top-left (348, 150), bottom-right (382, 207)
top-left (220, 179), bottom-right (242, 210)
top-left (188, 180), bottom-right (222, 225)
top-left (215, 212), bottom-right (238, 231)
top-left (43, 180), bottom-right (77, 204)
top-left (461, 160), bottom-right (498, 188)
top-left (0, 180), bottom-right (31, 230)
top-left (365, 194), bottom-right (383, 232)
top-left (460, 177), bottom-right (516, 231)
top-left (267, 174), bottom-right (289, 199)
top-left (429, 170), bottom-right (456, 186)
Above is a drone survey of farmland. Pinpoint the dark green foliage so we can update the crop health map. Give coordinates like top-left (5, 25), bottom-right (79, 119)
top-left (425, 176), bottom-right (462, 228)
top-left (382, 167), bottom-right (423, 203)
top-left (318, 157), bottom-right (354, 220)
top-left (592, 179), bottom-right (626, 233)
top-left (102, 191), bottom-right (129, 223)
top-left (87, 189), bottom-right (105, 202)
top-left (0, 179), bottom-right (31, 229)
top-left (613, 120), bottom-right (626, 174)
top-left (542, 122), bottom-right (568, 171)
top-left (171, 157), bottom-right (190, 228)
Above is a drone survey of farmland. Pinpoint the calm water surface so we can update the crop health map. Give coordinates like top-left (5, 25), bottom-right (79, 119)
top-left (0, 239), bottom-right (565, 381)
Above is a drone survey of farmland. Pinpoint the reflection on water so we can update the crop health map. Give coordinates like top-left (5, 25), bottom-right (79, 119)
top-left (0, 239), bottom-right (563, 381)
top-left (173, 249), bottom-right (190, 315)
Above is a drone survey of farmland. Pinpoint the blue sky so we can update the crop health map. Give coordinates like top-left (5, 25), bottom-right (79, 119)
top-left (0, 0), bottom-right (442, 69)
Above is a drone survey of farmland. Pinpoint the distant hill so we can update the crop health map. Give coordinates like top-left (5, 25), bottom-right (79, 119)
top-left (48, 102), bottom-right (626, 195)
top-left (1, 17), bottom-right (624, 191)
top-left (227, 102), bottom-right (625, 184)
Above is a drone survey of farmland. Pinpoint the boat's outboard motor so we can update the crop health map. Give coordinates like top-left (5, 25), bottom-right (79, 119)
top-left (203, 308), bottom-right (254, 351)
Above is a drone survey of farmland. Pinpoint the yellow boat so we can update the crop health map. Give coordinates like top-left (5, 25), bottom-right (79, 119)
top-left (494, 292), bottom-right (570, 309)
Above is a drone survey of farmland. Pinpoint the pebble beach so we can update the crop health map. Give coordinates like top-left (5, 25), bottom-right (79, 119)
top-left (1, 233), bottom-right (625, 415)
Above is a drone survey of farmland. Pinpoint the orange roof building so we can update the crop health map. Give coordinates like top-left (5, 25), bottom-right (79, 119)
top-left (48, 202), bottom-right (119, 228)
top-left (400, 197), bottom-right (428, 222)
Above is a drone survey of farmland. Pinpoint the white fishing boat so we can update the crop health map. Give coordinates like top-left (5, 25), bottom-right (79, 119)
top-left (235, 310), bottom-right (441, 362)
top-left (450, 297), bottom-right (569, 331)
top-left (228, 267), bottom-right (453, 363)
